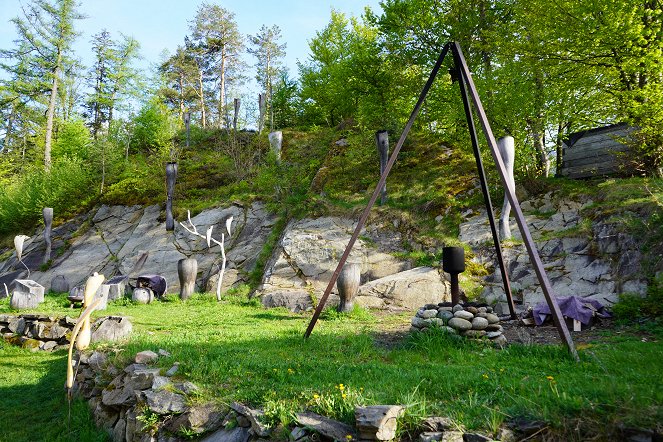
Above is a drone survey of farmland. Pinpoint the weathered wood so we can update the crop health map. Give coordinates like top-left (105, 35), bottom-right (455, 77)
top-left (563, 144), bottom-right (628, 162)
top-left (10, 279), bottom-right (45, 309)
top-left (562, 152), bottom-right (626, 168)
top-left (178, 258), bottom-right (197, 300)
top-left (336, 262), bottom-right (360, 312)
top-left (560, 124), bottom-right (633, 179)
top-left (560, 163), bottom-right (623, 178)
top-left (165, 162), bottom-right (178, 231)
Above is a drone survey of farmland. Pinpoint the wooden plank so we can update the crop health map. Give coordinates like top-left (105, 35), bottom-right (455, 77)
top-left (567, 139), bottom-right (630, 156)
top-left (562, 155), bottom-right (621, 168)
top-left (565, 146), bottom-right (627, 160)
top-left (560, 163), bottom-right (620, 178)
top-left (561, 162), bottom-right (620, 174)
top-left (567, 127), bottom-right (632, 148)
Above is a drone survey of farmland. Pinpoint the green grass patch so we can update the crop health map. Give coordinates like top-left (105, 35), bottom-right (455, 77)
top-left (1, 294), bottom-right (662, 440)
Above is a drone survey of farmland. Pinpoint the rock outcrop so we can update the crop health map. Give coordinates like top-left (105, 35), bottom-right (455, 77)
top-left (258, 217), bottom-right (450, 311)
top-left (0, 202), bottom-right (276, 296)
top-left (461, 192), bottom-right (649, 311)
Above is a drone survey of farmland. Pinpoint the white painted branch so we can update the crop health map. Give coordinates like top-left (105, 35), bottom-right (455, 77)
top-left (180, 211), bottom-right (233, 301)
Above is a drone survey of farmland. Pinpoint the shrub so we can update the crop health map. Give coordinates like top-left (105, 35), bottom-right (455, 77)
top-left (613, 275), bottom-right (663, 321)
top-left (0, 158), bottom-right (95, 234)
top-left (130, 99), bottom-right (178, 158)
top-left (52, 118), bottom-right (92, 161)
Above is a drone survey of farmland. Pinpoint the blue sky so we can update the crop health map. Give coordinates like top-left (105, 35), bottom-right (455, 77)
top-left (0, 0), bottom-right (383, 83)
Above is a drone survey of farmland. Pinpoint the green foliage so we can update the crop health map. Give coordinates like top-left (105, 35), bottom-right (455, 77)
top-left (52, 118), bottom-right (92, 161)
top-left (613, 275), bottom-right (663, 321)
top-left (130, 98), bottom-right (178, 158)
top-left (0, 157), bottom-right (95, 234)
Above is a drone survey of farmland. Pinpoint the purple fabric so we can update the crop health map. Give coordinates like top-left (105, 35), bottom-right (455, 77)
top-left (136, 274), bottom-right (167, 297)
top-left (533, 296), bottom-right (611, 326)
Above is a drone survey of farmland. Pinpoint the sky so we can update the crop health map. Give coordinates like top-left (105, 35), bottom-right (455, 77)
top-left (0, 0), bottom-right (384, 89)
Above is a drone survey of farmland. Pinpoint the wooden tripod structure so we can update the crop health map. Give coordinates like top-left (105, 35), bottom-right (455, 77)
top-left (303, 42), bottom-right (578, 361)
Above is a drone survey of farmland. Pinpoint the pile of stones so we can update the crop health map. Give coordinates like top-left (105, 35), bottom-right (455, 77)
top-left (0, 314), bottom-right (132, 351)
top-left (410, 303), bottom-right (507, 346)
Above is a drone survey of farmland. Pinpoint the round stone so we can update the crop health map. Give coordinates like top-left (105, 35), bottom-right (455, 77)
top-left (478, 307), bottom-right (488, 314)
top-left (466, 306), bottom-right (478, 315)
top-left (471, 317), bottom-right (489, 330)
top-left (462, 330), bottom-right (487, 338)
top-left (486, 324), bottom-right (503, 332)
top-left (429, 318), bottom-right (445, 327)
top-left (411, 316), bottom-right (429, 328)
top-left (454, 310), bottom-right (474, 321)
top-left (440, 326), bottom-right (457, 335)
top-left (421, 309), bottom-right (438, 319)
top-left (438, 306), bottom-right (453, 312)
top-left (476, 312), bottom-right (489, 319)
top-left (448, 317), bottom-right (472, 332)
top-left (437, 310), bottom-right (454, 321)
top-left (486, 331), bottom-right (503, 339)
top-left (486, 306), bottom-right (493, 313)
top-left (491, 334), bottom-right (508, 347)
top-left (486, 313), bottom-right (500, 324)
top-left (452, 304), bottom-right (464, 313)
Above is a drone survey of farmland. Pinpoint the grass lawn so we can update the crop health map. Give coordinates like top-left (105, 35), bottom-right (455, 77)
top-left (1, 292), bottom-right (662, 441)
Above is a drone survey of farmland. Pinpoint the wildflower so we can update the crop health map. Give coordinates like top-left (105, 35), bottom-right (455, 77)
top-left (288, 368), bottom-right (295, 374)
top-left (342, 393), bottom-right (347, 399)
top-left (313, 394), bottom-right (320, 400)
top-left (345, 435), bottom-right (353, 440)
top-left (482, 373), bottom-right (489, 379)
top-left (338, 384), bottom-right (345, 391)
top-left (499, 368), bottom-right (505, 373)
top-left (546, 375), bottom-right (554, 381)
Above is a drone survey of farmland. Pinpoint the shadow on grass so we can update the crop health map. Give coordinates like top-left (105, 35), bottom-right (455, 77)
top-left (250, 312), bottom-right (303, 321)
top-left (0, 347), bottom-right (107, 442)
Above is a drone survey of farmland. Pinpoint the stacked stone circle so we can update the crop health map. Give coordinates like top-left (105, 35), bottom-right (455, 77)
top-left (410, 303), bottom-right (507, 346)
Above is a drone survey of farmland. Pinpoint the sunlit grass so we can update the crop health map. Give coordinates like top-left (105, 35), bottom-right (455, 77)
top-left (1, 293), bottom-right (662, 440)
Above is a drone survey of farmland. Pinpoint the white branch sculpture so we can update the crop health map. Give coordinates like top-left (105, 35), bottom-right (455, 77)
top-left (180, 210), bottom-right (233, 301)
top-left (14, 234), bottom-right (30, 278)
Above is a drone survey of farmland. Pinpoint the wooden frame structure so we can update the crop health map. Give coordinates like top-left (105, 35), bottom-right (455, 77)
top-left (303, 42), bottom-right (578, 361)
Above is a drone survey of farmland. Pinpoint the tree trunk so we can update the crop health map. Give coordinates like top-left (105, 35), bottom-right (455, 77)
top-left (531, 70), bottom-right (550, 177)
top-left (219, 49), bottom-right (226, 129)
top-left (44, 50), bottom-right (62, 172)
top-left (178, 73), bottom-right (185, 120)
top-left (198, 66), bottom-right (206, 128)
top-left (555, 121), bottom-right (567, 176)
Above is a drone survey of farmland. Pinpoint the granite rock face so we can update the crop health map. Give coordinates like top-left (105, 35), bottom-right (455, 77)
top-left (460, 192), bottom-right (652, 310)
top-left (259, 217), bottom-right (450, 311)
top-left (0, 203), bottom-right (276, 297)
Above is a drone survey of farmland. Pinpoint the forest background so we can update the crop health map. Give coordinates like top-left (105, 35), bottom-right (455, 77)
top-left (0, 0), bottom-right (661, 235)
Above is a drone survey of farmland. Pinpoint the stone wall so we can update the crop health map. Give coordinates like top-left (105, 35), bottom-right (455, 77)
top-left (0, 314), bottom-right (132, 351)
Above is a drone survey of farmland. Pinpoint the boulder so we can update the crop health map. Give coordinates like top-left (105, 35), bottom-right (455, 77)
top-left (296, 411), bottom-right (357, 441)
top-left (91, 317), bottom-right (132, 343)
top-left (142, 389), bottom-right (187, 415)
top-left (355, 405), bottom-right (404, 441)
top-left (356, 267), bottom-right (450, 310)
